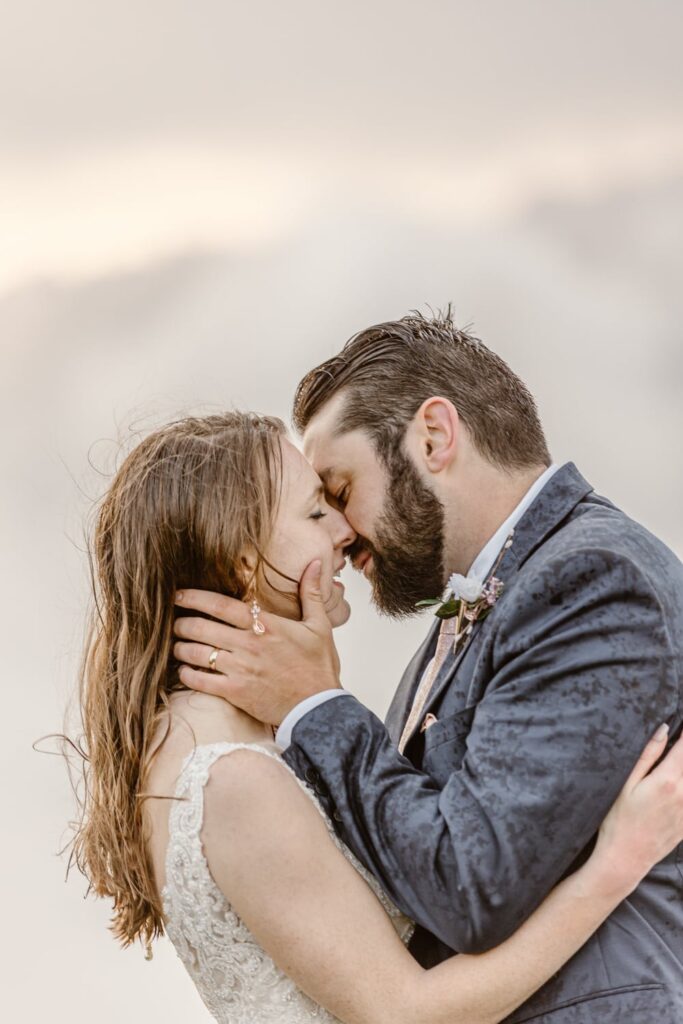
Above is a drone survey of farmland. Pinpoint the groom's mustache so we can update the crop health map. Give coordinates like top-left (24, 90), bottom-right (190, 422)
top-left (345, 535), bottom-right (380, 572)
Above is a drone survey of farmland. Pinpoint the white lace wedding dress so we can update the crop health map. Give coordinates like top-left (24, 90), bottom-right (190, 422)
top-left (162, 741), bottom-right (414, 1023)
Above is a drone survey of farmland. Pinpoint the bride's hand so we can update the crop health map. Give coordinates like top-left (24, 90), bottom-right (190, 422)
top-left (590, 724), bottom-right (683, 894)
top-left (174, 560), bottom-right (343, 725)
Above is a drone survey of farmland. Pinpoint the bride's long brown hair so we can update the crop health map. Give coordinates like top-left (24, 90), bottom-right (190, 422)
top-left (71, 412), bottom-right (286, 953)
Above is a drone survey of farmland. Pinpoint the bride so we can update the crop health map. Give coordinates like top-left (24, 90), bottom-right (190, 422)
top-left (72, 411), bottom-right (683, 1024)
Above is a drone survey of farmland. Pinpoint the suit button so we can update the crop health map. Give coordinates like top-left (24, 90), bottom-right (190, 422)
top-left (305, 768), bottom-right (319, 784)
top-left (333, 810), bottom-right (343, 822)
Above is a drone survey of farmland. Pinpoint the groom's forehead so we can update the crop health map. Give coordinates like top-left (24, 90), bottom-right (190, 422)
top-left (301, 396), bottom-right (346, 468)
top-left (302, 394), bottom-right (381, 480)
top-left (302, 425), bottom-right (344, 479)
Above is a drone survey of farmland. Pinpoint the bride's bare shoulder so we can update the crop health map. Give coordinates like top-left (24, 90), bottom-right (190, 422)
top-left (200, 742), bottom-right (334, 902)
top-left (144, 690), bottom-right (277, 892)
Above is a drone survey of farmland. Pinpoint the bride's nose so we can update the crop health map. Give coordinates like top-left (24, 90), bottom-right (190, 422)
top-left (329, 507), bottom-right (356, 551)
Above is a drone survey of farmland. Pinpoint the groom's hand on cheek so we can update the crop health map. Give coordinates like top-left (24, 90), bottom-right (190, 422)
top-left (172, 560), bottom-right (343, 726)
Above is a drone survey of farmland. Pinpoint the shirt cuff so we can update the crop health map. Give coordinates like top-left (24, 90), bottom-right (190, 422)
top-left (275, 690), bottom-right (348, 750)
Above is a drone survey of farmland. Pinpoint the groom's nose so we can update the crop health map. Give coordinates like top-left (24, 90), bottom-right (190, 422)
top-left (330, 507), bottom-right (356, 551)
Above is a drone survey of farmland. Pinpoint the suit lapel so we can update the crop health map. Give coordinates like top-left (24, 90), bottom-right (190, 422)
top-left (399, 462), bottom-right (594, 750)
top-left (399, 595), bottom-right (492, 753)
top-left (385, 617), bottom-right (439, 744)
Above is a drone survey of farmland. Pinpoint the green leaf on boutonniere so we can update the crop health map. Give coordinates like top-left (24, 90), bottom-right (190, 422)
top-left (435, 598), bottom-right (461, 620)
top-left (415, 598), bottom-right (443, 608)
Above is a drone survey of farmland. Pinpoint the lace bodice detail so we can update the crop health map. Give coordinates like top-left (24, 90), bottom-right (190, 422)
top-left (162, 742), bottom-right (413, 1023)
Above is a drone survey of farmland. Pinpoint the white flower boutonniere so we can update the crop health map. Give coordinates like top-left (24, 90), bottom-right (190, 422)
top-left (447, 573), bottom-right (485, 604)
top-left (416, 574), bottom-right (504, 622)
top-left (415, 529), bottom-right (514, 649)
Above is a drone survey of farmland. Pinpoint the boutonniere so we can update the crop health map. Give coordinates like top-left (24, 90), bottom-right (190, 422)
top-left (415, 530), bottom-right (513, 651)
top-left (416, 572), bottom-right (504, 620)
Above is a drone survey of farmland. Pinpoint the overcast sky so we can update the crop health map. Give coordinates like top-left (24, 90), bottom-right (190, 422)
top-left (2, 1), bottom-right (683, 289)
top-left (3, 1), bottom-right (682, 151)
top-left (3, 4), bottom-right (683, 1022)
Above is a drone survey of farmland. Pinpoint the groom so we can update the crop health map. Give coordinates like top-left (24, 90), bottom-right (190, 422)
top-left (175, 311), bottom-right (683, 1021)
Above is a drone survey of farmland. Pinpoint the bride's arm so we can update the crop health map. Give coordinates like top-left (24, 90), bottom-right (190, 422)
top-left (201, 728), bottom-right (683, 1024)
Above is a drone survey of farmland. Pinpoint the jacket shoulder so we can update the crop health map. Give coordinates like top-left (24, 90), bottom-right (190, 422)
top-left (532, 496), bottom-right (683, 593)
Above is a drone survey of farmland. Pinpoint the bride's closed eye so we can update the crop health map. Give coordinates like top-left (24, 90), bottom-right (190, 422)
top-left (309, 510), bottom-right (328, 521)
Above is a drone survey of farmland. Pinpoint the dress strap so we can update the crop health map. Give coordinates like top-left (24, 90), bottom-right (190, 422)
top-left (163, 742), bottom-right (281, 891)
top-left (174, 741), bottom-right (282, 797)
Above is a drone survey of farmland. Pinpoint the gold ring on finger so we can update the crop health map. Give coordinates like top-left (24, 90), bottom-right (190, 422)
top-left (208, 648), bottom-right (219, 671)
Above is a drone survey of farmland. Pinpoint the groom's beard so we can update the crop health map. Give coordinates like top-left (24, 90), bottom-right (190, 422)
top-left (348, 445), bottom-right (446, 619)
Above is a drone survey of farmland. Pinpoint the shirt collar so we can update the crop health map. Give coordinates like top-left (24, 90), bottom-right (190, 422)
top-left (467, 464), bottom-right (559, 582)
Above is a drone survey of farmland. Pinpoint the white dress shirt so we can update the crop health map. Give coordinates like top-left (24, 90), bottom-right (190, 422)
top-left (276, 463), bottom-right (559, 750)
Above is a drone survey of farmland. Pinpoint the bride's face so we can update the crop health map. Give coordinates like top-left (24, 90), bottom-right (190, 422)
top-left (258, 439), bottom-right (355, 627)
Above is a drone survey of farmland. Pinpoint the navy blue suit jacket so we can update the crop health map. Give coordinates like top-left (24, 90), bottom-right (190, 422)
top-left (284, 464), bottom-right (683, 1022)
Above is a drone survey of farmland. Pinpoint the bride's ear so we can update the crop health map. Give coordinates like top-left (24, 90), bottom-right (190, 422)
top-left (412, 397), bottom-right (460, 475)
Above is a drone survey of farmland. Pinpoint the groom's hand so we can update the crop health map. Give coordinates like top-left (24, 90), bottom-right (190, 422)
top-left (172, 560), bottom-right (343, 726)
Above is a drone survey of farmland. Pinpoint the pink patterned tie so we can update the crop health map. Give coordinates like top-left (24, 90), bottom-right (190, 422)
top-left (398, 616), bottom-right (458, 754)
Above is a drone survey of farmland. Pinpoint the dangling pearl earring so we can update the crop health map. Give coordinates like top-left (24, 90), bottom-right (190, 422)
top-left (251, 599), bottom-right (266, 635)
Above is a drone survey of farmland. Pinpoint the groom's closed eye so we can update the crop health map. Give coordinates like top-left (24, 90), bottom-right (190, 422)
top-left (324, 484), bottom-right (349, 511)
top-left (335, 485), bottom-right (350, 509)
top-left (322, 487), bottom-right (342, 511)
top-left (318, 468), bottom-right (347, 510)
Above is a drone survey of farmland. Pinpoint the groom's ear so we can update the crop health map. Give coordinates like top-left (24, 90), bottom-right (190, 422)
top-left (411, 397), bottom-right (460, 475)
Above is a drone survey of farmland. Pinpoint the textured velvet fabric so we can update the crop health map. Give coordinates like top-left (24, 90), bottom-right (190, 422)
top-left (283, 463), bottom-right (683, 1022)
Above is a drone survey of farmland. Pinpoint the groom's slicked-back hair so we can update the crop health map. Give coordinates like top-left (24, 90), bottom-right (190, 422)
top-left (293, 308), bottom-right (551, 469)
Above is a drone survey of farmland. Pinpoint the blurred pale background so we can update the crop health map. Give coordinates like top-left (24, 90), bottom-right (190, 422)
top-left (3, 1), bottom-right (682, 1020)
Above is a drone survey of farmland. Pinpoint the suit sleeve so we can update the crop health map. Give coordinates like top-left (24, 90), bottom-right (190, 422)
top-left (282, 547), bottom-right (679, 954)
